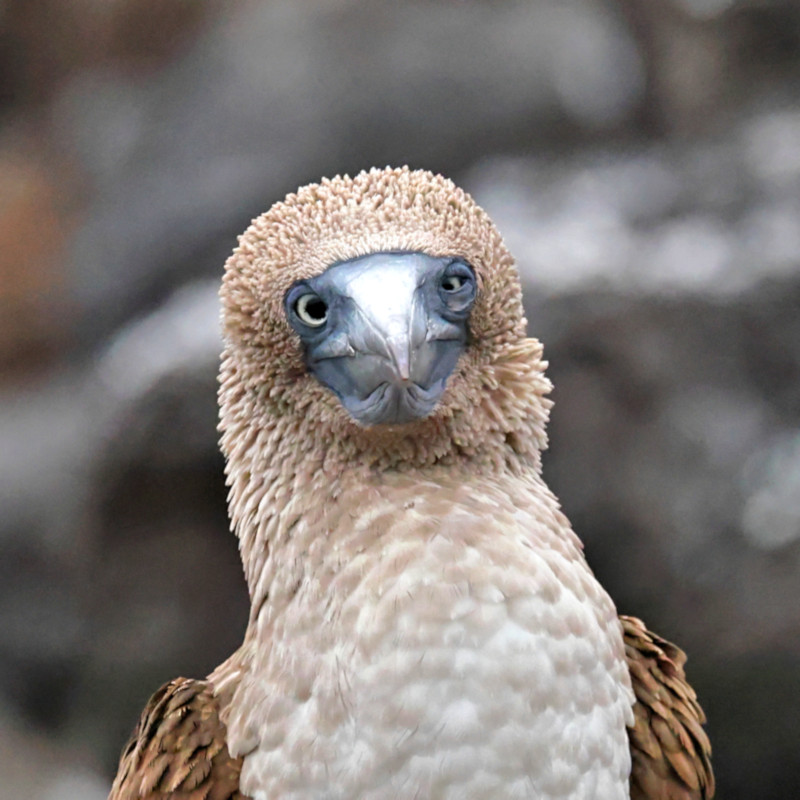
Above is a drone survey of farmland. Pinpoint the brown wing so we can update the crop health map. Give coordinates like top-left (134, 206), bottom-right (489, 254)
top-left (622, 615), bottom-right (715, 800)
top-left (109, 677), bottom-right (249, 800)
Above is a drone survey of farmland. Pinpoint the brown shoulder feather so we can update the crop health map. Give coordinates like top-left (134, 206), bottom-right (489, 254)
top-left (109, 677), bottom-right (248, 800)
top-left (622, 615), bottom-right (715, 800)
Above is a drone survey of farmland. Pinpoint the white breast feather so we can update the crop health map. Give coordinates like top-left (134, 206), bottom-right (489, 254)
top-left (229, 484), bottom-right (634, 800)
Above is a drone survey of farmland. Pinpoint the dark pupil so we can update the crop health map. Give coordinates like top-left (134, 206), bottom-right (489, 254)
top-left (303, 296), bottom-right (327, 321)
top-left (442, 276), bottom-right (461, 292)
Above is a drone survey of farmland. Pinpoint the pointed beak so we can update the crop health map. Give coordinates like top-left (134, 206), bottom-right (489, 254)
top-left (287, 252), bottom-right (475, 426)
top-left (344, 261), bottom-right (428, 387)
top-left (387, 340), bottom-right (411, 382)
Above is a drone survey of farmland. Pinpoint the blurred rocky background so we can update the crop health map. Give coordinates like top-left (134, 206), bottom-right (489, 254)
top-left (1, 0), bottom-right (799, 797)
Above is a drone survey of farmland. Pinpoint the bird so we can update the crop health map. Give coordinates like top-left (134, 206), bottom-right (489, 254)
top-left (109, 167), bottom-right (714, 800)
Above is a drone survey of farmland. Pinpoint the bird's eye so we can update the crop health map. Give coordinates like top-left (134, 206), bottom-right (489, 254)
top-left (440, 275), bottom-right (464, 292)
top-left (294, 293), bottom-right (328, 327)
top-left (438, 262), bottom-right (476, 314)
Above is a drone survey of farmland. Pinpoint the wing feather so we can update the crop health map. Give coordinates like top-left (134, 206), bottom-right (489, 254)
top-left (109, 678), bottom-right (248, 800)
top-left (623, 615), bottom-right (715, 800)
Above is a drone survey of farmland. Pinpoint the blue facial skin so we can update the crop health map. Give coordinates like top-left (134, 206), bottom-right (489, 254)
top-left (284, 251), bottom-right (477, 426)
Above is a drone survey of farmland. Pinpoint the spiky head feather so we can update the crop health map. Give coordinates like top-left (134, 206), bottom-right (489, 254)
top-left (219, 166), bottom-right (551, 481)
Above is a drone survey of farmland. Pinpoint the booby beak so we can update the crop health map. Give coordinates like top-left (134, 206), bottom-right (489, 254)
top-left (285, 251), bottom-right (476, 425)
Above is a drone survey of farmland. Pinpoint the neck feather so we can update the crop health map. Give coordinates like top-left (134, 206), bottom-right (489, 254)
top-left (219, 337), bottom-right (552, 609)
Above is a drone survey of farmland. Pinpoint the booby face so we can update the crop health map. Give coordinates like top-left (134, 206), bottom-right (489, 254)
top-left (285, 251), bottom-right (476, 425)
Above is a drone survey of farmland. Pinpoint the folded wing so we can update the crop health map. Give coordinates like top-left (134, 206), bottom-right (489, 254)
top-left (623, 616), bottom-right (715, 800)
top-left (108, 678), bottom-right (247, 800)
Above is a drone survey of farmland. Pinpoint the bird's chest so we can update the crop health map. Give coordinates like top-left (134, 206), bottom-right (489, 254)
top-left (230, 531), bottom-right (633, 800)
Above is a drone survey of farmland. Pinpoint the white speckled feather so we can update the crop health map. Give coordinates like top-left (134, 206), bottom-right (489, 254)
top-left (223, 470), bottom-right (633, 800)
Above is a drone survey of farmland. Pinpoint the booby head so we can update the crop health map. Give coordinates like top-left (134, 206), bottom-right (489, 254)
top-left (220, 167), bottom-right (551, 469)
top-left (285, 251), bottom-right (476, 425)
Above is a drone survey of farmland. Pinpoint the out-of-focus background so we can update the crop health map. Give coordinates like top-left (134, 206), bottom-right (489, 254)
top-left (1, 1), bottom-right (799, 797)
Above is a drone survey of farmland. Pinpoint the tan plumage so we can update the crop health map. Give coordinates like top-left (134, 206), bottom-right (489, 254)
top-left (109, 167), bottom-right (713, 800)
